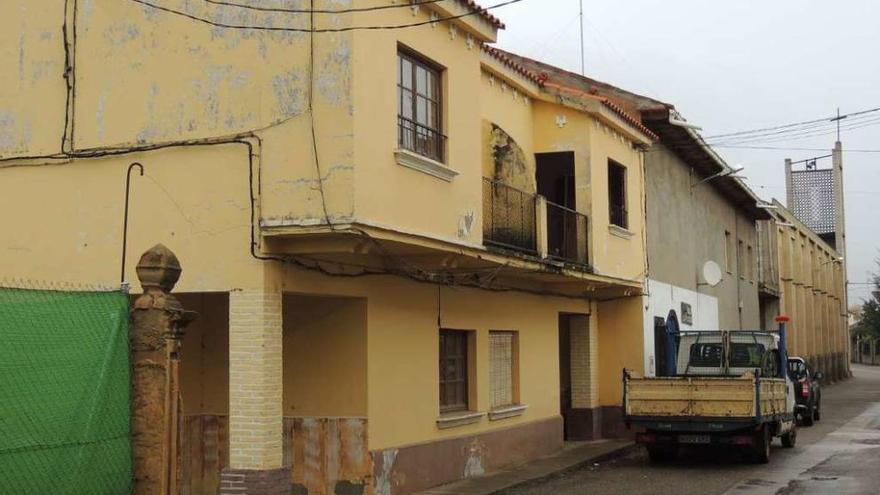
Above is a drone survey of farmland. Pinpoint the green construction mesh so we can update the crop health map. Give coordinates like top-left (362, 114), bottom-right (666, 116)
top-left (0, 286), bottom-right (132, 495)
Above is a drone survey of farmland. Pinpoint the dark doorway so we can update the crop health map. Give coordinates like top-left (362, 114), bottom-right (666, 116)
top-left (653, 317), bottom-right (668, 377)
top-left (536, 152), bottom-right (577, 261)
top-left (558, 314), bottom-right (572, 439)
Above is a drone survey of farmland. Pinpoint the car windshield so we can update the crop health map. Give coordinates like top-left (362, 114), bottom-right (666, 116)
top-left (687, 343), bottom-right (766, 369)
top-left (730, 343), bottom-right (765, 367)
top-left (688, 343), bottom-right (722, 367)
top-left (788, 360), bottom-right (807, 379)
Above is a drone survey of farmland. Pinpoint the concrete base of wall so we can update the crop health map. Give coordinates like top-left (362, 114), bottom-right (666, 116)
top-left (220, 467), bottom-right (291, 495)
top-left (371, 416), bottom-right (563, 495)
top-left (599, 406), bottom-right (632, 439)
top-left (564, 408), bottom-right (601, 441)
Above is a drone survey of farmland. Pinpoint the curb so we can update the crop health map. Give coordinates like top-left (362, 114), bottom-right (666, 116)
top-left (489, 442), bottom-right (639, 494)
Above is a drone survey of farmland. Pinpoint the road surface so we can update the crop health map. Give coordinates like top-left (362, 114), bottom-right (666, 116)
top-left (500, 364), bottom-right (880, 495)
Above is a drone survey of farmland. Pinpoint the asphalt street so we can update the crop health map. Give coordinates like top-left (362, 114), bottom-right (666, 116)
top-left (499, 364), bottom-right (880, 495)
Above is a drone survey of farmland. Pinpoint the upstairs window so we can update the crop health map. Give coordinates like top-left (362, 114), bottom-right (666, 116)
top-left (608, 160), bottom-right (628, 229)
top-left (398, 49), bottom-right (445, 163)
top-left (737, 239), bottom-right (745, 279)
top-left (724, 231), bottom-right (734, 273)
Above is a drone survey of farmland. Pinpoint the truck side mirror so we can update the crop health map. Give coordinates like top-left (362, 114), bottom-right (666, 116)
top-left (813, 372), bottom-right (823, 380)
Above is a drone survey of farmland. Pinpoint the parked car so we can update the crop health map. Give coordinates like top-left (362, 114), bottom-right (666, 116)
top-left (787, 357), bottom-right (822, 426)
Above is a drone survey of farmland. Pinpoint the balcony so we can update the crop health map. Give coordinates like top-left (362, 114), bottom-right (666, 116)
top-left (546, 201), bottom-right (589, 266)
top-left (482, 178), bottom-right (538, 254)
top-left (482, 178), bottom-right (589, 268)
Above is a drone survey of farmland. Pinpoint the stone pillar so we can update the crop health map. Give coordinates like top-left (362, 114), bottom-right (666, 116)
top-left (535, 196), bottom-right (549, 259)
top-left (130, 244), bottom-right (197, 495)
top-left (221, 289), bottom-right (289, 495)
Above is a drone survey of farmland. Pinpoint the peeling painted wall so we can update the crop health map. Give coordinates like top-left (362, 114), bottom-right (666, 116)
top-left (75, 0), bottom-right (319, 148)
top-left (0, 1), bottom-right (67, 157)
top-left (486, 122), bottom-right (535, 193)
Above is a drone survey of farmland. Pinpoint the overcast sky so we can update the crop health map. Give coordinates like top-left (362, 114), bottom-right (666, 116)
top-left (491, 0), bottom-right (880, 305)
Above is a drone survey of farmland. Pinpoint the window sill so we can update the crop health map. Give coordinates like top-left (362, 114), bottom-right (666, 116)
top-left (436, 411), bottom-right (484, 430)
top-left (395, 149), bottom-right (459, 182)
top-left (488, 404), bottom-right (528, 421)
top-left (608, 224), bottom-right (634, 240)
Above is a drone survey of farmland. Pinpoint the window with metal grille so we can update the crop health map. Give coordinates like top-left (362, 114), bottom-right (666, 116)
top-left (439, 330), bottom-right (468, 413)
top-left (398, 49), bottom-right (445, 162)
top-left (608, 160), bottom-right (628, 229)
top-left (489, 331), bottom-right (517, 409)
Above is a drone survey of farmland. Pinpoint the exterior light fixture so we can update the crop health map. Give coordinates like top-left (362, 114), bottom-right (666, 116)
top-left (692, 165), bottom-right (745, 188)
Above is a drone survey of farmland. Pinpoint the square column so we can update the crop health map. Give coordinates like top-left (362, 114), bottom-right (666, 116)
top-left (221, 289), bottom-right (289, 495)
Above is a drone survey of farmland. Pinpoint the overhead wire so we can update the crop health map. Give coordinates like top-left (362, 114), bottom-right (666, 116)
top-left (126, 0), bottom-right (524, 33)
top-left (203, 0), bottom-right (446, 14)
top-left (711, 145), bottom-right (880, 153)
top-left (707, 115), bottom-right (880, 146)
top-left (703, 106), bottom-right (880, 140)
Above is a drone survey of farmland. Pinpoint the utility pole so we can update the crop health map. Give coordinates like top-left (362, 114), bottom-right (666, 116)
top-left (579, 0), bottom-right (585, 75)
top-left (832, 139), bottom-right (850, 375)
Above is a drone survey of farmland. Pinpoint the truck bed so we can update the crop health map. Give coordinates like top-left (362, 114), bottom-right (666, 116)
top-left (624, 371), bottom-right (787, 422)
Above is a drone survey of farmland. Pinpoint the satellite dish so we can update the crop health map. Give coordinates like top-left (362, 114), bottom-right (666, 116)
top-left (700, 261), bottom-right (723, 287)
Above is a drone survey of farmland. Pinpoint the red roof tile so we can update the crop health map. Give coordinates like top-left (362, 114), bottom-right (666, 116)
top-left (480, 45), bottom-right (656, 141)
top-left (481, 44), bottom-right (545, 85)
top-left (458, 0), bottom-right (506, 29)
top-left (542, 82), bottom-right (658, 141)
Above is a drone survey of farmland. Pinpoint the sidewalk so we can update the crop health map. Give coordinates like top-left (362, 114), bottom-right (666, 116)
top-left (416, 439), bottom-right (636, 495)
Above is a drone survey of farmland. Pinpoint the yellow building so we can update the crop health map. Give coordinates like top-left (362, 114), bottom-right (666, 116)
top-left (0, 2), bottom-right (654, 494)
top-left (757, 200), bottom-right (850, 382)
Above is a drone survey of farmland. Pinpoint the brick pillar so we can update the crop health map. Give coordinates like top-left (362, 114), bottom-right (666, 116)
top-left (566, 314), bottom-right (599, 440)
top-left (221, 289), bottom-right (289, 495)
top-left (130, 244), bottom-right (197, 495)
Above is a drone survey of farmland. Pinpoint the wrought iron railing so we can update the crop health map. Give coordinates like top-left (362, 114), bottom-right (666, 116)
top-left (482, 178), bottom-right (537, 254)
top-left (546, 200), bottom-right (589, 266)
top-left (398, 116), bottom-right (446, 163)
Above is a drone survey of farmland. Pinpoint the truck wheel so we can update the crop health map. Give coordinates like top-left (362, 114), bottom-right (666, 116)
top-left (751, 426), bottom-right (771, 464)
top-left (646, 445), bottom-right (677, 463)
top-left (781, 425), bottom-right (797, 448)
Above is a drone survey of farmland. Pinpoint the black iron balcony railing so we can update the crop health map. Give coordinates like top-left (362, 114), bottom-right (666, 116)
top-left (546, 200), bottom-right (589, 266)
top-left (398, 116), bottom-right (446, 163)
top-left (482, 178), bottom-right (537, 254)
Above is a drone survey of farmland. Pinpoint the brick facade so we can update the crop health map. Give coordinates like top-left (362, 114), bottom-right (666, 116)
top-left (228, 290), bottom-right (284, 470)
top-left (569, 314), bottom-right (592, 409)
top-left (220, 467), bottom-right (291, 495)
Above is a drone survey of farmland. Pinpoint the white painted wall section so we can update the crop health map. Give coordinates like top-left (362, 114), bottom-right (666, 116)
top-left (642, 279), bottom-right (719, 376)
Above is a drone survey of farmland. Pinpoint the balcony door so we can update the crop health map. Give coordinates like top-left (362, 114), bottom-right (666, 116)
top-left (536, 152), bottom-right (576, 261)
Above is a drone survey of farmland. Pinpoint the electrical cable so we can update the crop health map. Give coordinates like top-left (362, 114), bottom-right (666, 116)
top-left (707, 116), bottom-right (880, 146)
top-left (126, 0), bottom-right (523, 33)
top-left (712, 145), bottom-right (880, 153)
top-left (703, 106), bottom-right (880, 140)
top-left (203, 0), bottom-right (446, 14)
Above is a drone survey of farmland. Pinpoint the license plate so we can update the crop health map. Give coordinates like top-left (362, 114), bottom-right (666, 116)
top-left (678, 434), bottom-right (711, 444)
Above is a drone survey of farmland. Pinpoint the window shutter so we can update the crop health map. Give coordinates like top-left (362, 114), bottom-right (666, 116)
top-left (489, 332), bottom-right (514, 408)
